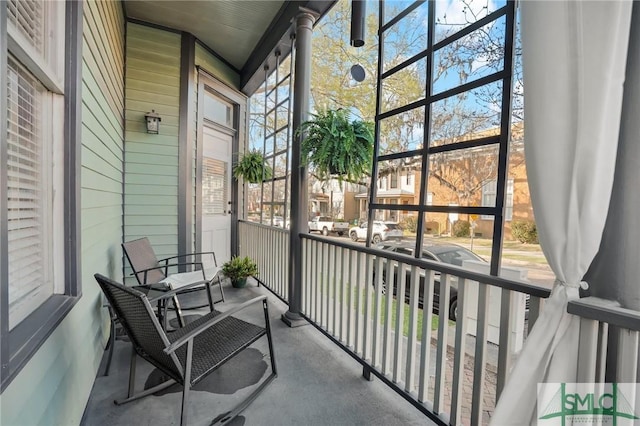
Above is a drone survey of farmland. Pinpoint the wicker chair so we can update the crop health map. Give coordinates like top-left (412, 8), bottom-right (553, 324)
top-left (122, 237), bottom-right (225, 326)
top-left (94, 274), bottom-right (277, 426)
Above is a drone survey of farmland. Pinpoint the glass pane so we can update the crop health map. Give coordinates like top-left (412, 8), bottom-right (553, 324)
top-left (203, 93), bottom-right (232, 126)
top-left (275, 129), bottom-right (288, 154)
top-left (262, 180), bottom-right (273, 203)
top-left (247, 184), bottom-right (262, 222)
top-left (433, 16), bottom-right (506, 95)
top-left (274, 179), bottom-right (286, 202)
top-left (381, 57), bottom-right (427, 113)
top-left (264, 134), bottom-right (275, 157)
top-left (382, 2), bottom-right (429, 73)
top-left (379, 107), bottom-right (425, 154)
top-left (383, 0), bottom-right (417, 25)
top-left (430, 80), bottom-right (503, 147)
top-left (202, 158), bottom-right (226, 215)
top-left (427, 144), bottom-right (499, 207)
top-left (7, 0), bottom-right (44, 53)
top-left (274, 153), bottom-right (287, 178)
top-left (434, 0), bottom-right (506, 44)
top-left (421, 215), bottom-right (493, 266)
top-left (276, 102), bottom-right (289, 130)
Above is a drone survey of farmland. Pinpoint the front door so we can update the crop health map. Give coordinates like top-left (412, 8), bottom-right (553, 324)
top-left (201, 124), bottom-right (233, 265)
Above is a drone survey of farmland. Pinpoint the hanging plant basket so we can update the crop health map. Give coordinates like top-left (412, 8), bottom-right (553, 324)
top-left (233, 150), bottom-right (273, 183)
top-left (298, 109), bottom-right (374, 183)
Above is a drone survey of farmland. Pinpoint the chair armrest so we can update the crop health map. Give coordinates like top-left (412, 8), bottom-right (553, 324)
top-left (158, 251), bottom-right (217, 266)
top-left (133, 262), bottom-right (205, 283)
top-left (147, 279), bottom-right (211, 302)
top-left (164, 296), bottom-right (268, 355)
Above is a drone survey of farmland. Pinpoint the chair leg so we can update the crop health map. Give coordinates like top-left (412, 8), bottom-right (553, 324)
top-left (181, 340), bottom-right (194, 426)
top-left (205, 282), bottom-right (214, 312)
top-left (217, 274), bottom-right (225, 303)
top-left (103, 311), bottom-right (117, 376)
top-left (172, 295), bottom-right (185, 328)
top-left (263, 300), bottom-right (278, 376)
top-left (127, 345), bottom-right (137, 398)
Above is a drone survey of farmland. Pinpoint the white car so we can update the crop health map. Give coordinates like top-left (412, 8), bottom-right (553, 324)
top-left (349, 221), bottom-right (403, 244)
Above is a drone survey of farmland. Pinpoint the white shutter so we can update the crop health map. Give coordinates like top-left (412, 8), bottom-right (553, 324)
top-left (6, 57), bottom-right (52, 329)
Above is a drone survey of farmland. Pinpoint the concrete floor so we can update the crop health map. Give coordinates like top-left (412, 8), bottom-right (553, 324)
top-left (81, 280), bottom-right (437, 426)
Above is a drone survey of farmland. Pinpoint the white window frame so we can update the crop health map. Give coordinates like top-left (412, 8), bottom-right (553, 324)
top-left (6, 1), bottom-right (65, 329)
top-left (481, 178), bottom-right (514, 221)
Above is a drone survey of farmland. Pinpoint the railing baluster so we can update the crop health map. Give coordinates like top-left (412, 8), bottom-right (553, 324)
top-left (434, 273), bottom-right (451, 414)
top-left (347, 249), bottom-right (354, 348)
top-left (419, 270), bottom-right (435, 403)
top-left (577, 317), bottom-right (600, 382)
top-left (314, 240), bottom-right (319, 322)
top-left (616, 329), bottom-right (639, 382)
top-left (321, 242), bottom-right (327, 328)
top-left (405, 265), bottom-right (420, 393)
top-left (382, 258), bottom-right (396, 376)
top-left (363, 254), bottom-right (373, 362)
top-left (497, 289), bottom-right (514, 397)
top-left (355, 251), bottom-right (363, 356)
top-left (471, 281), bottom-right (490, 425)
top-left (596, 322), bottom-right (608, 383)
top-left (372, 256), bottom-right (384, 368)
top-left (340, 247), bottom-right (346, 341)
top-left (450, 278), bottom-right (467, 425)
top-left (332, 247), bottom-right (340, 337)
top-left (393, 263), bottom-right (407, 384)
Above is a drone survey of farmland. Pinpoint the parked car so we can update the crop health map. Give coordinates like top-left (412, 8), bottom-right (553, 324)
top-left (374, 241), bottom-right (486, 320)
top-left (308, 216), bottom-right (350, 236)
top-left (349, 221), bottom-right (403, 244)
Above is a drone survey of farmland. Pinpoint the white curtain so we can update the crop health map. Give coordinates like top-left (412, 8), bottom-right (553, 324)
top-left (491, 2), bottom-right (633, 425)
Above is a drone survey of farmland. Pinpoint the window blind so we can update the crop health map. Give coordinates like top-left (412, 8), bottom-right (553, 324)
top-left (202, 158), bottom-right (227, 215)
top-left (7, 0), bottom-right (44, 54)
top-left (6, 57), bottom-right (51, 328)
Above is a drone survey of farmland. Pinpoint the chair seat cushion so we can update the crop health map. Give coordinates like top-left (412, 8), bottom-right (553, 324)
top-left (169, 310), bottom-right (266, 385)
top-left (161, 267), bottom-right (221, 289)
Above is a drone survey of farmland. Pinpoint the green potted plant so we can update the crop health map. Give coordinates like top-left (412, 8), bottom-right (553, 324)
top-left (298, 109), bottom-right (374, 183)
top-left (222, 256), bottom-right (259, 288)
top-left (233, 150), bottom-right (272, 183)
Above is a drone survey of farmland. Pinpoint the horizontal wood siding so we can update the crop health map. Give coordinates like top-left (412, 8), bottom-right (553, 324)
top-left (124, 24), bottom-right (181, 282)
top-left (195, 43), bottom-right (240, 89)
top-left (0, 1), bottom-right (125, 425)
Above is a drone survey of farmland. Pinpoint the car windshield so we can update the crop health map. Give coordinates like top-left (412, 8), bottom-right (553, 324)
top-left (433, 248), bottom-right (483, 266)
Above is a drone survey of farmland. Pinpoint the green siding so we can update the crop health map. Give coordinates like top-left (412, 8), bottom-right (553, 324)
top-left (195, 43), bottom-right (240, 89)
top-left (0, 1), bottom-right (125, 425)
top-left (124, 24), bottom-right (181, 280)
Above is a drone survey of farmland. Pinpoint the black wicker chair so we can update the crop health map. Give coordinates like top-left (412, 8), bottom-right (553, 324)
top-left (94, 274), bottom-right (277, 426)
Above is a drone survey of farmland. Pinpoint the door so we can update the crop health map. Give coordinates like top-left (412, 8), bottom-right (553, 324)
top-left (201, 124), bottom-right (232, 265)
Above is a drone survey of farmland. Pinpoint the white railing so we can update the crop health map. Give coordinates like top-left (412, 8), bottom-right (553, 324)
top-left (238, 220), bottom-right (289, 302)
top-left (300, 234), bottom-right (551, 425)
top-left (570, 297), bottom-right (640, 383)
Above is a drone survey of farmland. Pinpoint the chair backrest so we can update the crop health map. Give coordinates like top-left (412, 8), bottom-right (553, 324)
top-left (122, 237), bottom-right (166, 284)
top-left (94, 273), bottom-right (183, 382)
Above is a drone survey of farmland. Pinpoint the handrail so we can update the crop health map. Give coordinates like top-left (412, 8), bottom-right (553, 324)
top-left (568, 297), bottom-right (640, 331)
top-left (300, 232), bottom-right (551, 298)
top-left (238, 219), bottom-right (289, 234)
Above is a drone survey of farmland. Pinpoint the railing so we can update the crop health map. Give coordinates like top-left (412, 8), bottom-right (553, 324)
top-left (238, 220), bottom-right (289, 302)
top-left (300, 233), bottom-right (551, 425)
top-left (570, 297), bottom-right (640, 383)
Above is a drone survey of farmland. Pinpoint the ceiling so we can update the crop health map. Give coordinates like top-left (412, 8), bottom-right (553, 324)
top-left (124, 0), bottom-right (336, 95)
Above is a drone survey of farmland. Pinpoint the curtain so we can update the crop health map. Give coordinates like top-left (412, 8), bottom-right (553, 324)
top-left (491, 2), bottom-right (633, 424)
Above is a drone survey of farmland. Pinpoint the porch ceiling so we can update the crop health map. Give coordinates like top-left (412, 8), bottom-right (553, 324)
top-left (124, 0), bottom-right (336, 95)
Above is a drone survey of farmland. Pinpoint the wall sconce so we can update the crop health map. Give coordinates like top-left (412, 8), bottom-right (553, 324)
top-left (145, 110), bottom-right (161, 134)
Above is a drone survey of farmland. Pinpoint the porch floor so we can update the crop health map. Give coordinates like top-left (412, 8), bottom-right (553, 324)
top-left (81, 280), bottom-right (436, 426)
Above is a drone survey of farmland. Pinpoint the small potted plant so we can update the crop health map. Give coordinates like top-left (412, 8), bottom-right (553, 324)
top-left (298, 108), bottom-right (374, 183)
top-left (233, 150), bottom-right (272, 183)
top-left (222, 256), bottom-right (259, 288)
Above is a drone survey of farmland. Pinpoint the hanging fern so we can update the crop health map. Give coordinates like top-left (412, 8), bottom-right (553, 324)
top-left (298, 109), bottom-right (374, 183)
top-left (233, 150), bottom-right (272, 183)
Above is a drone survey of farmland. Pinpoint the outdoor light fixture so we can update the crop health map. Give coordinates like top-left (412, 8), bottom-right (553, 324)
top-left (350, 0), bottom-right (365, 47)
top-left (145, 110), bottom-right (161, 134)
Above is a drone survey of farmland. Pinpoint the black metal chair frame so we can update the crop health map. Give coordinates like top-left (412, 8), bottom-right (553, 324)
top-left (122, 237), bottom-right (226, 325)
top-left (95, 274), bottom-right (277, 426)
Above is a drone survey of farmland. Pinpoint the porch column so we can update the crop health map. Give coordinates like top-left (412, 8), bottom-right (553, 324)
top-left (282, 9), bottom-right (317, 327)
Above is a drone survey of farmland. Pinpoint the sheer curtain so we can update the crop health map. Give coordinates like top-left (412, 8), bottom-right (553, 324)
top-left (491, 2), bottom-right (633, 424)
